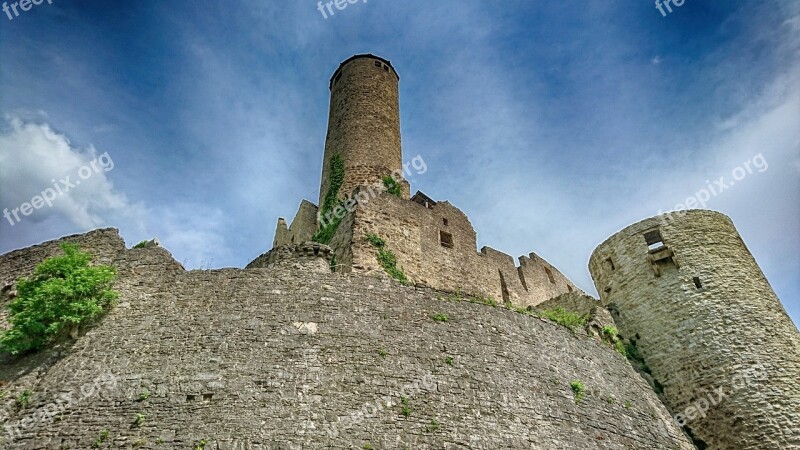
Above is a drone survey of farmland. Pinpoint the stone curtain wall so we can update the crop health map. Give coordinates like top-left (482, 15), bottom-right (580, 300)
top-left (319, 55), bottom-right (404, 208)
top-left (0, 228), bottom-right (129, 331)
top-left (0, 228), bottom-right (126, 285)
top-left (349, 192), bottom-right (583, 308)
top-left (535, 292), bottom-right (600, 317)
top-left (0, 229), bottom-right (693, 449)
top-left (589, 210), bottom-right (800, 449)
top-left (247, 242), bottom-right (333, 272)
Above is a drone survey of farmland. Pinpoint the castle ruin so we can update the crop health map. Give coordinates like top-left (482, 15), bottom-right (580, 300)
top-left (0, 54), bottom-right (797, 449)
top-left (253, 54), bottom-right (581, 309)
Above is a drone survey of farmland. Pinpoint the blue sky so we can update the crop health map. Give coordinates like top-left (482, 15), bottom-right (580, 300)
top-left (1, 1), bottom-right (798, 326)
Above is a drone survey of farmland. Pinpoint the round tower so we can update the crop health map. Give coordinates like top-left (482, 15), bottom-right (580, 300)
top-left (589, 210), bottom-right (800, 449)
top-left (319, 54), bottom-right (407, 209)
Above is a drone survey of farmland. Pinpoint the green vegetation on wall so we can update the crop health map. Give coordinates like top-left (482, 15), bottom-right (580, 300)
top-left (570, 380), bottom-right (586, 403)
top-left (0, 243), bottom-right (119, 355)
top-left (313, 154), bottom-right (346, 244)
top-left (541, 307), bottom-right (588, 332)
top-left (365, 233), bottom-right (408, 284)
top-left (382, 175), bottom-right (402, 198)
top-left (602, 325), bottom-right (628, 357)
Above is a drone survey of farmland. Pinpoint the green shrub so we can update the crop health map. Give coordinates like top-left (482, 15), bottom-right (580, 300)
top-left (15, 389), bottom-right (31, 408)
top-left (137, 390), bottom-right (151, 402)
top-left (426, 419), bottom-right (439, 432)
top-left (602, 326), bottom-right (618, 339)
top-left (382, 175), bottom-right (402, 197)
top-left (614, 340), bottom-right (627, 357)
top-left (0, 244), bottom-right (118, 355)
top-left (92, 429), bottom-right (110, 448)
top-left (322, 154), bottom-right (345, 214)
top-left (377, 249), bottom-right (408, 284)
top-left (432, 313), bottom-right (449, 323)
top-left (313, 154), bottom-right (346, 245)
top-left (133, 240), bottom-right (148, 249)
top-left (541, 307), bottom-right (588, 331)
top-left (312, 214), bottom-right (342, 245)
top-left (400, 396), bottom-right (411, 417)
top-left (570, 380), bottom-right (586, 403)
top-left (365, 233), bottom-right (386, 248)
top-left (364, 233), bottom-right (408, 283)
top-left (468, 294), bottom-right (497, 307)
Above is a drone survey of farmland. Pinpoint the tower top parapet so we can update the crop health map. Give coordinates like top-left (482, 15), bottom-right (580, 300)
top-left (329, 53), bottom-right (399, 89)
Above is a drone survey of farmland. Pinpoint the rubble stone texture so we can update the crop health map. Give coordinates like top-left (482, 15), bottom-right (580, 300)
top-left (0, 229), bottom-right (694, 449)
top-left (589, 210), bottom-right (800, 450)
top-left (272, 54), bottom-right (581, 309)
top-left (319, 54), bottom-right (408, 208)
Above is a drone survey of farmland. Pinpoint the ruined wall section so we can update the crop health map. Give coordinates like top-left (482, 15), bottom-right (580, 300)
top-left (589, 209), bottom-right (800, 449)
top-left (535, 292), bottom-right (600, 317)
top-left (320, 55), bottom-right (406, 207)
top-left (0, 228), bottom-right (130, 331)
top-left (0, 230), bottom-right (693, 449)
top-left (518, 251), bottom-right (580, 303)
top-left (348, 193), bottom-right (582, 308)
top-left (0, 228), bottom-right (126, 285)
top-left (272, 200), bottom-right (319, 248)
top-left (247, 242), bottom-right (332, 273)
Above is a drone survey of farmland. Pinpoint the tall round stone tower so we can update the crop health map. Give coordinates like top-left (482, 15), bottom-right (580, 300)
top-left (319, 54), bottom-right (407, 208)
top-left (589, 210), bottom-right (800, 449)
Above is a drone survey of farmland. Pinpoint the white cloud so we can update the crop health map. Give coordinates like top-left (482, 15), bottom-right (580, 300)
top-left (0, 116), bottom-right (142, 229)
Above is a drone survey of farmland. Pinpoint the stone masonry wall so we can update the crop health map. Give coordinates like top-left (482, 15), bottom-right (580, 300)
top-left (319, 55), bottom-right (404, 208)
top-left (535, 292), bottom-right (600, 318)
top-left (0, 229), bottom-right (693, 449)
top-left (0, 228), bottom-right (130, 332)
top-left (589, 210), bottom-right (800, 450)
top-left (348, 191), bottom-right (583, 308)
top-left (247, 242), bottom-right (333, 272)
top-left (272, 200), bottom-right (319, 248)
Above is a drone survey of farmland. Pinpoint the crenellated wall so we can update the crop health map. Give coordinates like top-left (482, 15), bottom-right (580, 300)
top-left (339, 191), bottom-right (583, 308)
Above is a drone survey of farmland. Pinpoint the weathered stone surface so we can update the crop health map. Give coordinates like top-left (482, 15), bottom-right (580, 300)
top-left (333, 191), bottom-right (582, 309)
top-left (319, 54), bottom-right (408, 207)
top-left (272, 200), bottom-right (319, 249)
top-left (273, 53), bottom-right (582, 311)
top-left (0, 230), bottom-right (693, 449)
top-left (534, 292), bottom-right (600, 317)
top-left (247, 242), bottom-right (332, 273)
top-left (589, 209), bottom-right (800, 450)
